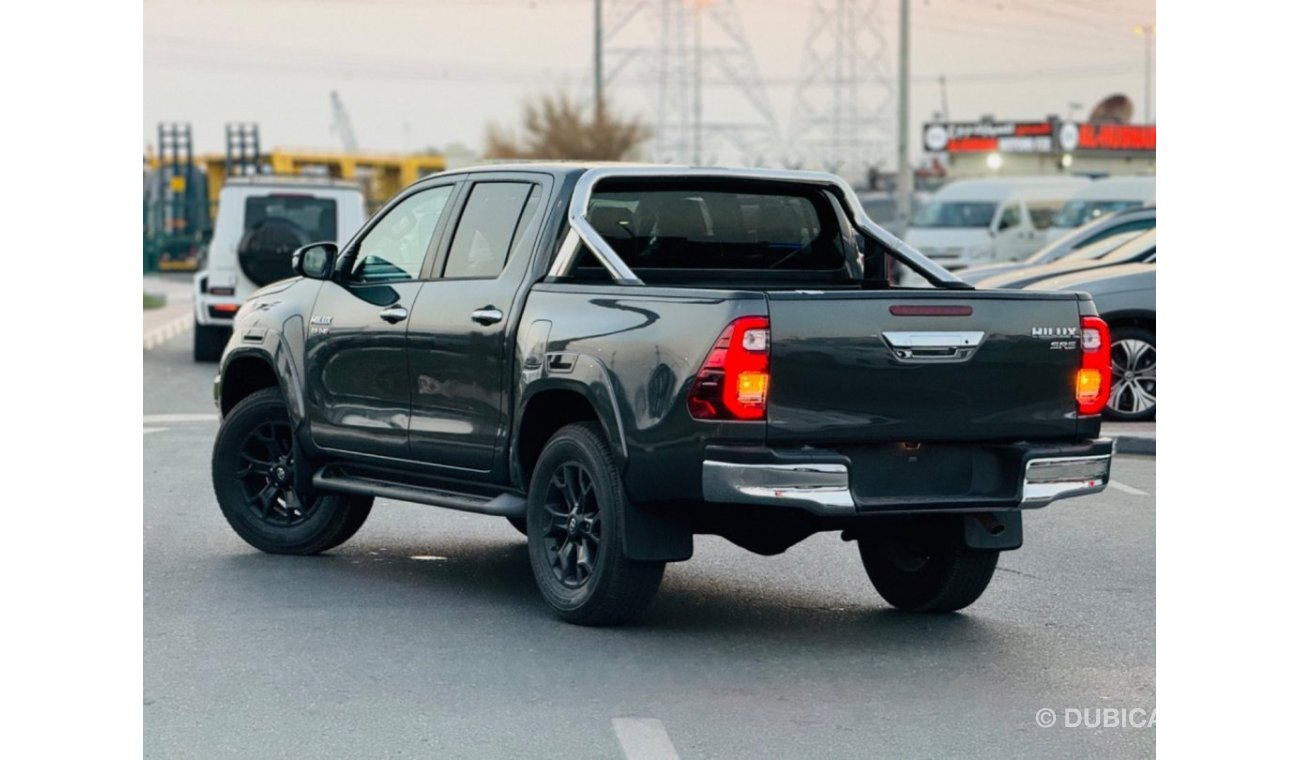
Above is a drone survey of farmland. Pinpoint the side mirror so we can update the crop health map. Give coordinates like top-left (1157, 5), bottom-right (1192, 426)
top-left (292, 242), bottom-right (338, 280)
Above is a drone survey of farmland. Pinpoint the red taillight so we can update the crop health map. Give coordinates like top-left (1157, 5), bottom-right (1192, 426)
top-left (1077, 315), bottom-right (1111, 415)
top-left (688, 316), bottom-right (770, 420)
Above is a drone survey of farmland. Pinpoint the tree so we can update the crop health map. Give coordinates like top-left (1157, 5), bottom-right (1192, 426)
top-left (485, 92), bottom-right (651, 161)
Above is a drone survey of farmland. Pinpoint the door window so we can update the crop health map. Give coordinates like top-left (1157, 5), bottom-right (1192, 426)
top-left (997, 203), bottom-right (1022, 231)
top-left (443, 182), bottom-right (541, 279)
top-left (352, 185), bottom-right (454, 283)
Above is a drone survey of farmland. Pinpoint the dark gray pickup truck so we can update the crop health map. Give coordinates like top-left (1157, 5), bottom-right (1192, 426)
top-left (211, 164), bottom-right (1114, 625)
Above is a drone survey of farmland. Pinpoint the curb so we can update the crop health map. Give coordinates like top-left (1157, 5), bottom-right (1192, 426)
top-left (1113, 435), bottom-right (1155, 456)
top-left (144, 313), bottom-right (193, 351)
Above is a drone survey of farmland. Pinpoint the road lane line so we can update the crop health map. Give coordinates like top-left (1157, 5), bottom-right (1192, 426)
top-left (143, 413), bottom-right (219, 424)
top-left (143, 428), bottom-right (168, 435)
top-left (612, 718), bottom-right (680, 760)
top-left (1109, 480), bottom-right (1149, 496)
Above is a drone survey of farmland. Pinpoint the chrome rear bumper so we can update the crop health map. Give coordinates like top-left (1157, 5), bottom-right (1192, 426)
top-left (702, 461), bottom-right (856, 516)
top-left (701, 442), bottom-right (1113, 516)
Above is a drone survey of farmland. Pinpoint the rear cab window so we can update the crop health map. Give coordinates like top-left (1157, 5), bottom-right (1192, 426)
top-left (570, 180), bottom-right (864, 287)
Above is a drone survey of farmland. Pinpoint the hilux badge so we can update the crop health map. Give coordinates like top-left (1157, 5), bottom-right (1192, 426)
top-left (1031, 326), bottom-right (1078, 339)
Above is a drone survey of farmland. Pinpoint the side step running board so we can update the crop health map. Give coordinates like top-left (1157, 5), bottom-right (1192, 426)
top-left (313, 469), bottom-right (526, 519)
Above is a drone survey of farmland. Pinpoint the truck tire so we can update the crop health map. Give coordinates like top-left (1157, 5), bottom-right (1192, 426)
top-left (193, 322), bottom-right (228, 362)
top-left (1105, 326), bottom-right (1156, 421)
top-left (212, 387), bottom-right (373, 555)
top-left (858, 517), bottom-right (999, 612)
top-left (526, 422), bottom-right (665, 625)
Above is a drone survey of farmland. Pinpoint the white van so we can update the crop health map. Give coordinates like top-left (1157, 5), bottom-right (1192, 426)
top-left (193, 176), bottom-right (368, 361)
top-left (1044, 176), bottom-right (1156, 242)
top-left (902, 177), bottom-right (1090, 277)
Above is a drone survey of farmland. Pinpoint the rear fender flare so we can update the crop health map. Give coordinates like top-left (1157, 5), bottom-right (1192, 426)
top-left (512, 354), bottom-right (629, 480)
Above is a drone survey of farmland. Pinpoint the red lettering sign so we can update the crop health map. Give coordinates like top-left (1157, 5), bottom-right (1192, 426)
top-left (1077, 124), bottom-right (1156, 151)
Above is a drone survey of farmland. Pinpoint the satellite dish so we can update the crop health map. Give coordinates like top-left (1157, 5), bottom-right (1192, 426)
top-left (1088, 94), bottom-right (1134, 124)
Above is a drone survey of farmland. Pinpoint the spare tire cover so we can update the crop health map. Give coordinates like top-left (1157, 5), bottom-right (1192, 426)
top-left (238, 217), bottom-right (310, 287)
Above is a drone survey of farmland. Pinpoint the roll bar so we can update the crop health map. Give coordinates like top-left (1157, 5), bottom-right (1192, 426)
top-left (546, 165), bottom-right (973, 290)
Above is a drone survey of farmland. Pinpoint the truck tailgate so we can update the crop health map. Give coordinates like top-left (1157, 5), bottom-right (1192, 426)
top-left (765, 291), bottom-right (1085, 443)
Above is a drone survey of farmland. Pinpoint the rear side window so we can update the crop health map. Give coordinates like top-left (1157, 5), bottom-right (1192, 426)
top-left (910, 201), bottom-right (997, 229)
top-left (1026, 201), bottom-right (1062, 230)
top-left (238, 195), bottom-right (339, 287)
top-left (1052, 199), bottom-right (1144, 228)
top-left (586, 186), bottom-right (843, 270)
top-left (444, 182), bottom-right (540, 278)
top-left (997, 203), bottom-right (1022, 230)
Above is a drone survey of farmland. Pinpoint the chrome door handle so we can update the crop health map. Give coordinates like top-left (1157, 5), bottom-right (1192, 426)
top-left (379, 306), bottom-right (409, 324)
top-left (471, 306), bottom-right (504, 325)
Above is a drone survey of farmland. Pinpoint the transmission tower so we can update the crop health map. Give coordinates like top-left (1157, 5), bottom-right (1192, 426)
top-left (788, 0), bottom-right (894, 181)
top-left (602, 0), bottom-right (780, 166)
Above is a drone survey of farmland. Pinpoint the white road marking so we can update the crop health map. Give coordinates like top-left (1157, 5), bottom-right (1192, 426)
top-left (143, 428), bottom-right (168, 435)
top-left (612, 718), bottom-right (680, 760)
top-left (143, 313), bottom-right (193, 351)
top-left (409, 555), bottom-right (447, 562)
top-left (1109, 480), bottom-right (1149, 496)
top-left (143, 413), bottom-right (219, 424)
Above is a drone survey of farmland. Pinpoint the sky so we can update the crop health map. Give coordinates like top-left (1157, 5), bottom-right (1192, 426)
top-left (143, 0), bottom-right (1156, 168)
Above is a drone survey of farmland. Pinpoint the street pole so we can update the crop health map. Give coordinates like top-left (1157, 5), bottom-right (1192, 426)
top-left (1143, 27), bottom-right (1151, 123)
top-left (594, 0), bottom-right (604, 121)
top-left (939, 74), bottom-right (948, 122)
top-left (693, 1), bottom-right (703, 165)
top-left (1135, 23), bottom-right (1154, 123)
top-left (896, 0), bottom-right (912, 224)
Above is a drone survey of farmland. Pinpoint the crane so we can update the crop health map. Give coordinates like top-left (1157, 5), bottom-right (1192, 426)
top-left (330, 90), bottom-right (359, 152)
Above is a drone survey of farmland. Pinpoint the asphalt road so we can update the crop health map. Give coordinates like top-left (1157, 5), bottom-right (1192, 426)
top-left (145, 330), bottom-right (1156, 759)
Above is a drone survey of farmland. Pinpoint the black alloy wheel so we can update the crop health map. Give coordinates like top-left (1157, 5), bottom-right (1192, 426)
top-left (526, 422), bottom-right (664, 625)
top-left (212, 387), bottom-right (372, 555)
top-left (234, 418), bottom-right (313, 528)
top-left (541, 461), bottom-right (603, 589)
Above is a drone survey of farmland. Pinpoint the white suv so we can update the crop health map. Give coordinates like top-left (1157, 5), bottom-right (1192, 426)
top-left (193, 177), bottom-right (368, 360)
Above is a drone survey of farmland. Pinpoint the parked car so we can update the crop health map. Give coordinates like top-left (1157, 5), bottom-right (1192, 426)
top-left (1027, 262), bottom-right (1155, 420)
top-left (855, 190), bottom-right (929, 237)
top-left (1045, 176), bottom-right (1155, 243)
top-left (975, 229), bottom-right (1155, 291)
top-left (210, 164), bottom-right (1115, 625)
top-left (902, 176), bottom-right (1090, 275)
top-left (192, 176), bottom-right (368, 361)
top-left (961, 206), bottom-right (1156, 286)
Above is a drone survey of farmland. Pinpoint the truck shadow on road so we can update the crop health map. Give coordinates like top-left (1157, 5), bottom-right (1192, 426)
top-left (216, 537), bottom-right (1006, 658)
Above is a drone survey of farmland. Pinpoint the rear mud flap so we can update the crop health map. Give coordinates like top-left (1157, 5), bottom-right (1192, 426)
top-left (622, 500), bottom-right (694, 562)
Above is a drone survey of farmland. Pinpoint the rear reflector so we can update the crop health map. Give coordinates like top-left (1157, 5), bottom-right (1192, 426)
top-left (1077, 316), bottom-right (1112, 415)
top-left (208, 304), bottom-right (240, 318)
top-left (688, 316), bottom-right (770, 421)
top-left (889, 305), bottom-right (973, 317)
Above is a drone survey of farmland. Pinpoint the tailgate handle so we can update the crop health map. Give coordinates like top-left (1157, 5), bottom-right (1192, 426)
top-left (882, 331), bottom-right (985, 362)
